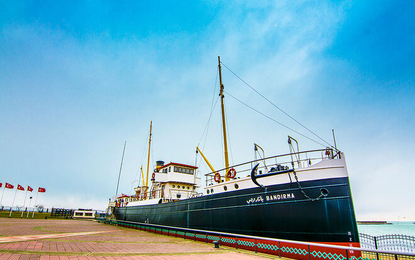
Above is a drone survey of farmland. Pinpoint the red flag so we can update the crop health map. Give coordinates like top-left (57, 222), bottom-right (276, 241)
top-left (38, 187), bottom-right (46, 193)
top-left (0, 183), bottom-right (2, 188)
top-left (17, 184), bottom-right (24, 191)
top-left (27, 186), bottom-right (33, 192)
top-left (5, 183), bottom-right (14, 189)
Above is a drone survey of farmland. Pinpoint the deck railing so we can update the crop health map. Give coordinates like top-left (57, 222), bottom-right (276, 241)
top-left (204, 148), bottom-right (339, 186)
top-left (105, 219), bottom-right (415, 260)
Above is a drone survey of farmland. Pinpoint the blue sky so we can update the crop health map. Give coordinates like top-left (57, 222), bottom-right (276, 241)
top-left (1, 0), bottom-right (414, 221)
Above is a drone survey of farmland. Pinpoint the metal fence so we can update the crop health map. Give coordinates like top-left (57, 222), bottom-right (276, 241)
top-left (360, 233), bottom-right (415, 253)
top-left (106, 219), bottom-right (415, 260)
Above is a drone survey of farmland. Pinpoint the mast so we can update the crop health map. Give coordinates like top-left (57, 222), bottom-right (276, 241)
top-left (218, 56), bottom-right (230, 181)
top-left (146, 121), bottom-right (152, 187)
top-left (115, 141), bottom-right (126, 197)
top-left (140, 165), bottom-right (145, 186)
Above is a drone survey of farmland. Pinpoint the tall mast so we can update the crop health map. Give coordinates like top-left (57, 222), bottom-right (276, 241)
top-left (218, 56), bottom-right (230, 181)
top-left (146, 121), bottom-right (152, 187)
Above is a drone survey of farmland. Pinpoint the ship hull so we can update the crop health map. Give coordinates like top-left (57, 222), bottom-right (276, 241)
top-left (113, 176), bottom-right (359, 244)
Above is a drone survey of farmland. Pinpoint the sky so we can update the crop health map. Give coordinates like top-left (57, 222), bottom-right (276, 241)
top-left (0, 0), bottom-right (414, 221)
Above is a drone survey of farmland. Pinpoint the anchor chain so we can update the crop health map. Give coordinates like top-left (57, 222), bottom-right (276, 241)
top-left (292, 169), bottom-right (325, 201)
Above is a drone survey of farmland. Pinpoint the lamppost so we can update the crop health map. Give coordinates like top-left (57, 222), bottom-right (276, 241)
top-left (26, 196), bottom-right (33, 218)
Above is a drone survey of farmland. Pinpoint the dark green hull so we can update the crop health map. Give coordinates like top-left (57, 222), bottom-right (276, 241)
top-left (114, 176), bottom-right (359, 243)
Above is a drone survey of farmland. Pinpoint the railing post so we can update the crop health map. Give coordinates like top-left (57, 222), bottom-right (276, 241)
top-left (279, 241), bottom-right (281, 258)
top-left (236, 236), bottom-right (238, 249)
top-left (346, 249), bottom-right (349, 260)
top-left (308, 245), bottom-right (311, 260)
top-left (255, 239), bottom-right (257, 253)
top-left (374, 236), bottom-right (379, 260)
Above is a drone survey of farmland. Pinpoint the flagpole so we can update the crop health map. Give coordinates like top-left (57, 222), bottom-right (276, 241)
top-left (9, 187), bottom-right (18, 218)
top-left (21, 188), bottom-right (28, 218)
top-left (0, 184), bottom-right (5, 207)
top-left (32, 190), bottom-right (39, 219)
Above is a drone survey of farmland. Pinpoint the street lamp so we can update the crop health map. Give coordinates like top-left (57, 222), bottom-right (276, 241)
top-left (26, 196), bottom-right (33, 218)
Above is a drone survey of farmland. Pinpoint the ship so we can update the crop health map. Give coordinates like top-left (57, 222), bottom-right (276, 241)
top-left (110, 57), bottom-right (360, 247)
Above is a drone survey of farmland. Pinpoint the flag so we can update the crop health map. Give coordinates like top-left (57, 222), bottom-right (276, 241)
top-left (0, 183), bottom-right (2, 188)
top-left (5, 183), bottom-right (14, 189)
top-left (27, 186), bottom-right (33, 192)
top-left (17, 184), bottom-right (24, 191)
top-left (38, 187), bottom-right (46, 193)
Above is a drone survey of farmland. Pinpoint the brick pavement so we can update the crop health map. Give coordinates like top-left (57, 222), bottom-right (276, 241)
top-left (0, 218), bottom-right (283, 260)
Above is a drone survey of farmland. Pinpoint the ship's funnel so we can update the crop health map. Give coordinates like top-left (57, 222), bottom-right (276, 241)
top-left (156, 161), bottom-right (165, 167)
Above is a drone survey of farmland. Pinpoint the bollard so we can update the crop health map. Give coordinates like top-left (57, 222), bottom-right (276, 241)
top-left (213, 240), bottom-right (220, 248)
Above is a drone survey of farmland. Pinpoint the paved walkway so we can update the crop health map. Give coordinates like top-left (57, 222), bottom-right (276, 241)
top-left (0, 218), bottom-right (282, 260)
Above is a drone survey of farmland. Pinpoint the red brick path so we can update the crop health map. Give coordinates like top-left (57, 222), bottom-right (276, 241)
top-left (0, 218), bottom-right (281, 260)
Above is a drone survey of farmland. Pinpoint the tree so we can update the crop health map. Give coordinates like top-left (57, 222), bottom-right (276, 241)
top-left (36, 204), bottom-right (44, 213)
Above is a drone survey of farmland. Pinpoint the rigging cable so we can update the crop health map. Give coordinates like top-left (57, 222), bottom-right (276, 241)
top-left (224, 98), bottom-right (234, 166)
top-left (224, 90), bottom-right (328, 148)
top-left (130, 127), bottom-right (153, 194)
top-left (220, 61), bottom-right (334, 149)
top-left (197, 69), bottom-right (220, 170)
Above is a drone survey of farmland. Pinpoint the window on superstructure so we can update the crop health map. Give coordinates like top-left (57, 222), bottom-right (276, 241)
top-left (169, 166), bottom-right (171, 172)
top-left (174, 166), bottom-right (177, 172)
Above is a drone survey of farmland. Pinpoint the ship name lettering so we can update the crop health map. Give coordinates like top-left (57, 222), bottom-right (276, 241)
top-left (264, 193), bottom-right (295, 202)
top-left (247, 193), bottom-right (295, 204)
top-left (246, 196), bottom-right (264, 204)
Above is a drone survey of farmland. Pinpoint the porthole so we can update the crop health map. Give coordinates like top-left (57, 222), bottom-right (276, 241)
top-left (182, 186), bottom-right (185, 189)
top-left (210, 189), bottom-right (214, 193)
top-left (207, 190), bottom-right (210, 194)
top-left (172, 185), bottom-right (175, 188)
top-left (320, 188), bottom-right (329, 197)
top-left (234, 184), bottom-right (239, 189)
top-left (224, 186), bottom-right (227, 191)
top-left (187, 187), bottom-right (190, 190)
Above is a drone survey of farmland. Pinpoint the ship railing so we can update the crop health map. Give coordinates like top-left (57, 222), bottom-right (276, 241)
top-left (117, 189), bottom-right (202, 204)
top-left (109, 220), bottom-right (415, 260)
top-left (204, 148), bottom-right (340, 186)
